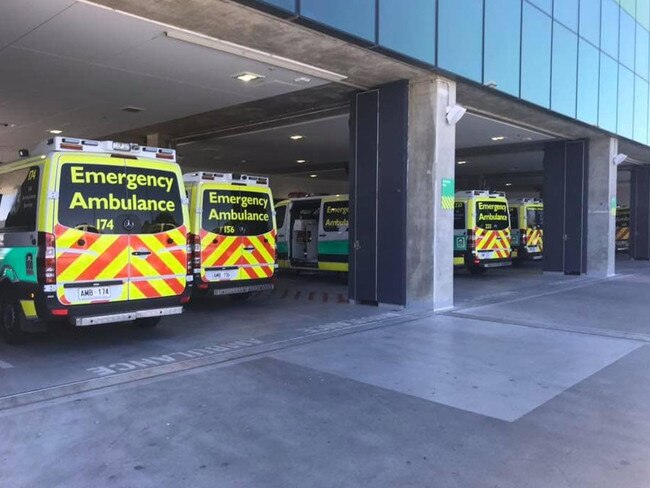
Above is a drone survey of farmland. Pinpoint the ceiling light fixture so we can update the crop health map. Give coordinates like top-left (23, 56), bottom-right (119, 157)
top-left (491, 136), bottom-right (506, 141)
top-left (164, 30), bottom-right (347, 83)
top-left (310, 174), bottom-right (318, 178)
top-left (48, 129), bottom-right (63, 134)
top-left (290, 135), bottom-right (304, 141)
top-left (234, 72), bottom-right (265, 83)
top-left (457, 161), bottom-right (467, 165)
top-left (505, 183), bottom-right (512, 187)
top-left (297, 159), bottom-right (306, 163)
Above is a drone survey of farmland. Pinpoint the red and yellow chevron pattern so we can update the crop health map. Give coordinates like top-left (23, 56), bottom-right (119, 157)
top-left (199, 229), bottom-right (276, 282)
top-left (525, 228), bottom-right (544, 251)
top-left (475, 228), bottom-right (511, 259)
top-left (54, 223), bottom-right (187, 305)
top-left (616, 227), bottom-right (630, 241)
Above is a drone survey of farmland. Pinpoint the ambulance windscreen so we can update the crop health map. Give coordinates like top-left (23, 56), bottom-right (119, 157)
top-left (202, 189), bottom-right (272, 236)
top-left (475, 201), bottom-right (509, 231)
top-left (454, 202), bottom-right (465, 230)
top-left (526, 207), bottom-right (544, 229)
top-left (57, 163), bottom-right (184, 234)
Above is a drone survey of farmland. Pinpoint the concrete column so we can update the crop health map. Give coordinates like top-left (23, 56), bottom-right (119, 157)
top-left (406, 76), bottom-right (456, 311)
top-left (586, 136), bottom-right (618, 277)
top-left (630, 166), bottom-right (650, 260)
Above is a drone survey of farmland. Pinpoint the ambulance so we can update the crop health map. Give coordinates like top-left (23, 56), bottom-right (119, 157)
top-left (275, 195), bottom-right (349, 273)
top-left (453, 190), bottom-right (512, 274)
top-left (184, 172), bottom-right (276, 299)
top-left (616, 206), bottom-right (630, 252)
top-left (0, 137), bottom-right (191, 343)
top-left (509, 198), bottom-right (544, 263)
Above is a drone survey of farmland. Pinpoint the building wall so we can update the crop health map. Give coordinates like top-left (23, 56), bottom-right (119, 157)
top-left (249, 0), bottom-right (650, 148)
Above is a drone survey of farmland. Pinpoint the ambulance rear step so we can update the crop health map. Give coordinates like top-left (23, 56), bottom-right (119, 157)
top-left (213, 283), bottom-right (274, 296)
top-left (73, 306), bottom-right (183, 327)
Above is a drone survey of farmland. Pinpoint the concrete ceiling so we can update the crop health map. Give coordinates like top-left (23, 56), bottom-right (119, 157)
top-left (0, 0), bottom-right (332, 161)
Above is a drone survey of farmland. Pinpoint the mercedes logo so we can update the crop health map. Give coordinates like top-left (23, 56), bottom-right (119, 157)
top-left (123, 218), bottom-right (135, 231)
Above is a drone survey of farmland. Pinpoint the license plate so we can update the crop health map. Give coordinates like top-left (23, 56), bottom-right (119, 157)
top-left (207, 269), bottom-right (238, 281)
top-left (78, 286), bottom-right (110, 300)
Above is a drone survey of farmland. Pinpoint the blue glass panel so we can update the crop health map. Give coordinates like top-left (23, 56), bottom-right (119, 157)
top-left (634, 77), bottom-right (649, 144)
top-left (552, 23), bottom-right (578, 117)
top-left (484, 0), bottom-right (521, 96)
top-left (257, 0), bottom-right (295, 12)
top-left (599, 54), bottom-right (618, 132)
top-left (580, 0), bottom-right (601, 46)
top-left (378, 0), bottom-right (436, 64)
top-left (639, 0), bottom-right (650, 30)
top-left (601, 0), bottom-right (620, 59)
top-left (554, 0), bottom-right (579, 31)
top-left (521, 3), bottom-right (552, 107)
top-left (438, 0), bottom-right (483, 81)
top-left (577, 40), bottom-right (600, 125)
top-left (528, 0), bottom-right (552, 14)
top-left (300, 0), bottom-right (375, 42)
top-left (617, 66), bottom-right (634, 138)
top-left (637, 27), bottom-right (650, 78)
top-left (619, 11), bottom-right (635, 69)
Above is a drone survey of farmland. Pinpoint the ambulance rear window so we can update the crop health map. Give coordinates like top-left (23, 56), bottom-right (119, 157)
top-left (0, 166), bottom-right (39, 232)
top-left (202, 189), bottom-right (272, 236)
top-left (509, 207), bottom-right (519, 228)
top-left (475, 201), bottom-right (509, 230)
top-left (57, 163), bottom-right (184, 234)
top-left (526, 207), bottom-right (544, 229)
top-left (454, 202), bottom-right (465, 230)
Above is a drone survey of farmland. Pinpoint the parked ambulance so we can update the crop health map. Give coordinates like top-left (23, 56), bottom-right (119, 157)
top-left (275, 195), bottom-right (349, 273)
top-left (453, 190), bottom-right (512, 274)
top-left (509, 198), bottom-right (544, 263)
top-left (616, 206), bottom-right (630, 252)
top-left (184, 172), bottom-right (276, 300)
top-left (0, 137), bottom-right (191, 343)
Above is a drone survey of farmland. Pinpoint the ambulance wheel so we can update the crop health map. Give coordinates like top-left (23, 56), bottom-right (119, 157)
top-left (467, 265), bottom-right (487, 275)
top-left (230, 292), bottom-right (252, 302)
top-left (133, 317), bottom-right (161, 328)
top-left (0, 294), bottom-right (28, 344)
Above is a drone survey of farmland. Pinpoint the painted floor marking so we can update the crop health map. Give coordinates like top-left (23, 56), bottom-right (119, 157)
top-left (0, 359), bottom-right (14, 369)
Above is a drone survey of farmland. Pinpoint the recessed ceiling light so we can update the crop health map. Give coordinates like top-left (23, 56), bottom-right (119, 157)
top-left (234, 72), bottom-right (265, 83)
top-left (309, 174), bottom-right (318, 178)
top-left (457, 161), bottom-right (467, 165)
top-left (297, 159), bottom-right (306, 163)
top-left (294, 76), bottom-right (312, 84)
top-left (491, 136), bottom-right (506, 141)
top-left (290, 135), bottom-right (304, 141)
top-left (122, 106), bottom-right (145, 113)
top-left (505, 183), bottom-right (512, 187)
top-left (48, 129), bottom-right (63, 134)
top-left (241, 159), bottom-right (247, 163)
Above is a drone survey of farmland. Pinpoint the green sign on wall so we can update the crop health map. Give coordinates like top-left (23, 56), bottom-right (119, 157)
top-left (441, 178), bottom-right (455, 210)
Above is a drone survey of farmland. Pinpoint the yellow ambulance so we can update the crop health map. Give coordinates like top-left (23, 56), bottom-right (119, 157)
top-left (453, 190), bottom-right (512, 274)
top-left (0, 137), bottom-right (191, 343)
top-left (509, 198), bottom-right (544, 263)
top-left (184, 172), bottom-right (276, 300)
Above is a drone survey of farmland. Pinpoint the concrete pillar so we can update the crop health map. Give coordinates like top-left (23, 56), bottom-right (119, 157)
top-left (630, 166), bottom-right (650, 260)
top-left (406, 76), bottom-right (456, 311)
top-left (586, 136), bottom-right (618, 277)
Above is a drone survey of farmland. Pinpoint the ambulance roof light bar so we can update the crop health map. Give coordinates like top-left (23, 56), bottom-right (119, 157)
top-left (510, 197), bottom-right (543, 205)
top-left (183, 171), bottom-right (269, 187)
top-left (455, 190), bottom-right (506, 198)
top-left (31, 136), bottom-right (177, 162)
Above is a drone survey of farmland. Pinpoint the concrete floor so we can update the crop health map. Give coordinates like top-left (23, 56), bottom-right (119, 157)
top-left (2, 260), bottom-right (650, 487)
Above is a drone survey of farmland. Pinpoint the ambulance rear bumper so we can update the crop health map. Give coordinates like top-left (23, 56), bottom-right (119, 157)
top-left (73, 306), bottom-right (183, 327)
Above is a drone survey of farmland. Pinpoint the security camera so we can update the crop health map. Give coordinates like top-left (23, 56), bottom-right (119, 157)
top-left (446, 104), bottom-right (467, 125)
top-left (613, 153), bottom-right (628, 166)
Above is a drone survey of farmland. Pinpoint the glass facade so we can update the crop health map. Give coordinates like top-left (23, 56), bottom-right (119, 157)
top-left (250, 0), bottom-right (650, 146)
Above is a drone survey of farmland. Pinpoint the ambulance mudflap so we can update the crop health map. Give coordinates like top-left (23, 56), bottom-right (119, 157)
top-left (53, 156), bottom-right (189, 311)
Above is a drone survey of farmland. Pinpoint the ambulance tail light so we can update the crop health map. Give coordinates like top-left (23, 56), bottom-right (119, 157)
top-left (188, 233), bottom-right (201, 271)
top-left (37, 232), bottom-right (57, 285)
top-left (467, 230), bottom-right (476, 247)
top-left (521, 233), bottom-right (528, 246)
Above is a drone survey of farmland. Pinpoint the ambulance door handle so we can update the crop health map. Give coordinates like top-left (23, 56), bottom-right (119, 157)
top-left (319, 234), bottom-right (326, 238)
top-left (132, 250), bottom-right (152, 257)
top-left (244, 246), bottom-right (255, 252)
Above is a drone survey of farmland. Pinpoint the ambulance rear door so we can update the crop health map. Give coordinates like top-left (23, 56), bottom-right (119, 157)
top-left (473, 198), bottom-right (511, 261)
top-left (318, 196), bottom-right (349, 271)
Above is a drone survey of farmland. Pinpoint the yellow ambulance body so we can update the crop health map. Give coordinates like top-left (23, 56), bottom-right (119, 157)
top-left (185, 172), bottom-right (276, 299)
top-left (453, 190), bottom-right (512, 274)
top-left (509, 199), bottom-right (544, 262)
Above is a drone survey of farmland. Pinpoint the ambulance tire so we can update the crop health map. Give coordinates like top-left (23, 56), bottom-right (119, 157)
top-left (0, 292), bottom-right (28, 345)
top-left (133, 317), bottom-right (161, 328)
top-left (230, 292), bottom-right (252, 302)
top-left (467, 265), bottom-right (487, 275)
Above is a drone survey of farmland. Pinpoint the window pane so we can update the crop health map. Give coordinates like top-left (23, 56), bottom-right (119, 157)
top-left (620, 0), bottom-right (636, 17)
top-left (619, 11), bottom-right (635, 69)
top-left (438, 0), bottom-right (483, 82)
top-left (577, 39), bottom-right (599, 125)
top-left (637, 27), bottom-right (650, 78)
top-left (580, 0), bottom-right (601, 45)
top-left (484, 0), bottom-right (521, 96)
top-left (378, 0), bottom-right (435, 64)
top-left (0, 166), bottom-right (39, 232)
top-left (202, 189), bottom-right (273, 236)
top-left (300, 0), bottom-right (375, 42)
top-left (639, 0), bottom-right (650, 30)
top-left (521, 3), bottom-right (552, 107)
top-left (599, 54), bottom-right (618, 132)
top-left (617, 66), bottom-right (634, 139)
top-left (552, 23), bottom-right (578, 117)
top-left (601, 0), bottom-right (620, 59)
top-left (634, 77), bottom-right (649, 144)
top-left (554, 0), bottom-right (579, 31)
top-left (257, 0), bottom-right (295, 12)
top-left (528, 0), bottom-right (552, 14)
